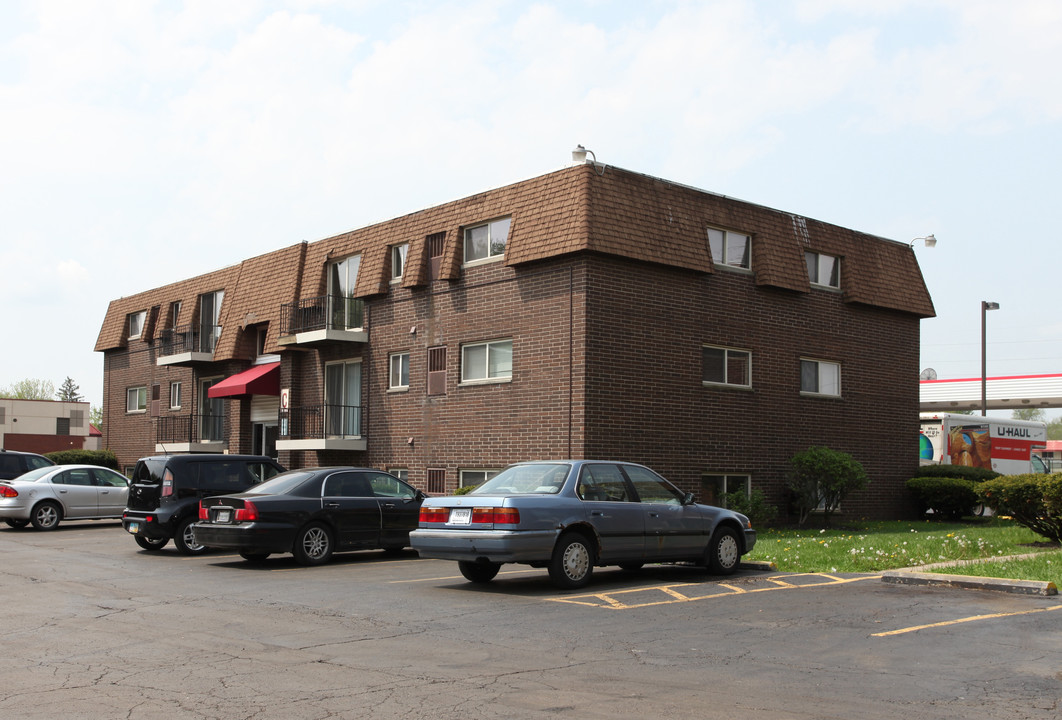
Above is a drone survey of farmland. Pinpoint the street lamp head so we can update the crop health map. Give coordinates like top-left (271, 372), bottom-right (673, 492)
top-left (983, 301), bottom-right (1000, 311)
top-left (910, 234), bottom-right (937, 248)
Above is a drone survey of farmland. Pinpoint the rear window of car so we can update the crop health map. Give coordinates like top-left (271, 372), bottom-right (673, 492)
top-left (133, 459), bottom-right (168, 485)
top-left (245, 470), bottom-right (317, 496)
top-left (471, 463), bottom-right (571, 494)
top-left (15, 466), bottom-right (55, 483)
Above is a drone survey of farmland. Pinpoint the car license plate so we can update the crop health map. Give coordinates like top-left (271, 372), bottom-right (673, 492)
top-left (448, 508), bottom-right (471, 525)
top-left (216, 509), bottom-right (231, 523)
top-left (127, 522), bottom-right (140, 534)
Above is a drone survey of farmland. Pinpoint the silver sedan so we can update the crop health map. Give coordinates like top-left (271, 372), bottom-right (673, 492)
top-left (0, 464), bottom-right (130, 530)
top-left (411, 460), bottom-right (756, 589)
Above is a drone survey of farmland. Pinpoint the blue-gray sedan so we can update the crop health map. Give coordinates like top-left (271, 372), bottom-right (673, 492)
top-left (410, 460), bottom-right (756, 589)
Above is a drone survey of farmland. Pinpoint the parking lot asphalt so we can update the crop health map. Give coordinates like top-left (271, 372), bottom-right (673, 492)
top-left (2, 520), bottom-right (1060, 720)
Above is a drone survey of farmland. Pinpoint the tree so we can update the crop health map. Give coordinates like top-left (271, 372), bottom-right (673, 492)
top-left (56, 376), bottom-right (83, 402)
top-left (90, 405), bottom-right (103, 432)
top-left (787, 446), bottom-right (869, 527)
top-left (1049, 417), bottom-right (1062, 442)
top-left (1012, 408), bottom-right (1047, 423)
top-left (0, 378), bottom-right (55, 400)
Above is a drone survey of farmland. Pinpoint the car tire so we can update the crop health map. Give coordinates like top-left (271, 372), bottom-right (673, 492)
top-left (173, 518), bottom-right (208, 556)
top-left (135, 534), bottom-right (168, 551)
top-left (239, 552), bottom-right (271, 563)
top-left (459, 560), bottom-right (501, 584)
top-left (548, 532), bottom-right (595, 589)
top-left (30, 501), bottom-right (62, 531)
top-left (706, 526), bottom-right (741, 575)
top-left (4, 519), bottom-right (29, 529)
top-left (292, 523), bottom-right (333, 566)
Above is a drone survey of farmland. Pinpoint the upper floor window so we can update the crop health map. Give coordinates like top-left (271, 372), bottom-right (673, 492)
top-left (328, 255), bottom-right (363, 330)
top-left (389, 352), bottom-right (410, 390)
top-left (126, 386), bottom-right (147, 413)
top-left (464, 217), bottom-right (511, 264)
top-left (461, 339), bottom-right (512, 383)
top-left (800, 358), bottom-right (841, 397)
top-left (707, 228), bottom-right (751, 269)
top-left (391, 243), bottom-right (408, 281)
top-left (199, 290), bottom-right (224, 352)
top-left (170, 381), bottom-right (182, 409)
top-left (128, 311), bottom-right (147, 340)
top-left (171, 301), bottom-right (182, 327)
top-left (702, 345), bottom-right (751, 388)
top-left (805, 251), bottom-right (840, 288)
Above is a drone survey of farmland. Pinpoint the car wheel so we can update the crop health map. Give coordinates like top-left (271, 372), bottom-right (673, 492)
top-left (30, 502), bottom-right (62, 531)
top-left (4, 519), bottom-right (29, 529)
top-left (706, 526), bottom-right (741, 575)
top-left (548, 532), bottom-right (595, 589)
top-left (135, 534), bottom-right (168, 551)
top-left (459, 560), bottom-right (501, 584)
top-left (619, 563), bottom-right (644, 571)
top-left (292, 523), bottom-right (333, 566)
top-left (173, 518), bottom-right (208, 556)
top-left (239, 552), bottom-right (271, 563)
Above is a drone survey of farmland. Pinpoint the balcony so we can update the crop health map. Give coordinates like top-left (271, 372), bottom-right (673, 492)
top-left (276, 404), bottom-right (366, 452)
top-left (278, 295), bottom-right (368, 347)
top-left (155, 413), bottom-right (227, 453)
top-left (157, 324), bottom-right (221, 366)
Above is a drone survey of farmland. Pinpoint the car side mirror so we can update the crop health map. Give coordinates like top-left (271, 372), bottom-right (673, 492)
top-left (682, 492), bottom-right (695, 506)
top-left (415, 490), bottom-right (427, 501)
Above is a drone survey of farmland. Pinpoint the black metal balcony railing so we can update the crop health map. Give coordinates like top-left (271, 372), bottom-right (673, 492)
top-left (280, 295), bottom-right (365, 337)
top-left (159, 324), bottom-right (221, 356)
top-left (157, 414), bottom-right (227, 444)
top-left (282, 404), bottom-right (363, 439)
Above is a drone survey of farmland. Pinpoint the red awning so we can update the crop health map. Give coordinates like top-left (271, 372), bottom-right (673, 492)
top-left (207, 362), bottom-right (280, 398)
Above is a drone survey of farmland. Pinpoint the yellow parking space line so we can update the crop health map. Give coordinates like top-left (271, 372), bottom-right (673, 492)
top-left (873, 604), bottom-right (1062, 637)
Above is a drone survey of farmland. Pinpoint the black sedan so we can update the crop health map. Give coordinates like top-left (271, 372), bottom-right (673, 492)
top-left (193, 467), bottom-right (425, 565)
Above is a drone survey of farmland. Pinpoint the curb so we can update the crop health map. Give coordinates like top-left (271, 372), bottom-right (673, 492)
top-left (881, 570), bottom-right (1057, 596)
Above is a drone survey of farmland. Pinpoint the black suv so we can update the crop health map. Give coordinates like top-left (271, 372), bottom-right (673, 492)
top-left (123, 454), bottom-right (284, 554)
top-left (0, 450), bottom-right (55, 481)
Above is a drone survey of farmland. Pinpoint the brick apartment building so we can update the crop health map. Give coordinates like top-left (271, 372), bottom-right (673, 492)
top-left (95, 159), bottom-right (935, 519)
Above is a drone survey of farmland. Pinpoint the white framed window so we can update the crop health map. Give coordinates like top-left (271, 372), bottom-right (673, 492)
top-left (389, 352), bottom-right (410, 390)
top-left (126, 386), bottom-right (147, 413)
top-left (328, 255), bottom-right (363, 330)
top-left (460, 468), bottom-right (501, 489)
top-left (702, 345), bottom-right (751, 388)
top-left (805, 251), bottom-right (840, 288)
top-left (128, 311), bottom-right (147, 340)
top-left (199, 290), bottom-right (224, 353)
top-left (461, 339), bottom-right (513, 383)
top-left (171, 301), bottom-right (182, 327)
top-left (388, 469), bottom-right (409, 483)
top-left (169, 382), bottom-right (182, 409)
top-left (707, 228), bottom-right (751, 269)
top-left (464, 217), bottom-right (511, 264)
top-left (391, 243), bottom-right (409, 281)
top-left (325, 359), bottom-right (362, 437)
top-left (800, 358), bottom-right (841, 397)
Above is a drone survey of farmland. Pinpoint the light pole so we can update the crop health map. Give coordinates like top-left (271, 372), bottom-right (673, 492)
top-left (981, 300), bottom-right (1000, 416)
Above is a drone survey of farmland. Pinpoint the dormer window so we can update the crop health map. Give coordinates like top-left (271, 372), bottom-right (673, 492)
top-left (806, 252), bottom-right (840, 288)
top-left (707, 228), bottom-right (751, 269)
top-left (464, 217), bottom-right (511, 264)
top-left (391, 243), bottom-right (408, 281)
top-left (128, 311), bottom-right (147, 340)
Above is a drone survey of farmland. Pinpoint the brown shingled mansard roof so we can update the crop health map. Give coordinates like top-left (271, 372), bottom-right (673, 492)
top-left (95, 163), bottom-right (934, 358)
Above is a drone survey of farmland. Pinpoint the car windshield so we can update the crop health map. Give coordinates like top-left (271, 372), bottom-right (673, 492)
top-left (244, 470), bottom-right (317, 496)
top-left (17, 466), bottom-right (56, 483)
top-left (470, 463), bottom-right (571, 495)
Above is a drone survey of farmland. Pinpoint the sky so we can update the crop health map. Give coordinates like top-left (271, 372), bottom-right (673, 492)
top-left (2, 0), bottom-right (1061, 417)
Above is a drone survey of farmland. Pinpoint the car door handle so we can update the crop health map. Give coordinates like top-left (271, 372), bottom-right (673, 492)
top-left (59, 489), bottom-right (68, 494)
top-left (325, 502), bottom-right (340, 509)
top-left (648, 512), bottom-right (659, 517)
top-left (382, 503), bottom-right (396, 509)
top-left (590, 510), bottom-right (603, 516)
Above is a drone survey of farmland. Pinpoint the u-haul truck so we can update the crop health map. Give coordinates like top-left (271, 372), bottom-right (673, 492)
top-left (919, 413), bottom-right (1048, 475)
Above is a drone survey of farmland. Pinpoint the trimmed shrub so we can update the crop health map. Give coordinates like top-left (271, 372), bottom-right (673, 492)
top-left (978, 473), bottom-right (1062, 543)
top-left (43, 449), bottom-right (119, 470)
top-left (723, 489), bottom-right (778, 527)
top-left (912, 464), bottom-right (1000, 483)
top-left (787, 446), bottom-right (869, 527)
top-left (453, 484), bottom-right (478, 496)
top-left (906, 476), bottom-right (979, 520)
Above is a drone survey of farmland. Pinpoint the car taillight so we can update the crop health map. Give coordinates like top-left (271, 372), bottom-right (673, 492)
top-left (471, 507), bottom-right (520, 525)
top-left (161, 468), bottom-right (174, 498)
top-left (0, 485), bottom-right (18, 498)
top-left (419, 507), bottom-right (450, 524)
top-left (234, 501), bottom-right (259, 522)
top-left (199, 502), bottom-right (209, 520)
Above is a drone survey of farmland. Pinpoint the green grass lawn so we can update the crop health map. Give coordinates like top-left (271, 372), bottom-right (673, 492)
top-left (747, 518), bottom-right (1061, 584)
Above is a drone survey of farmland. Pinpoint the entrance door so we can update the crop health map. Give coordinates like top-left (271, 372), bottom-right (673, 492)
top-left (252, 423), bottom-right (279, 460)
